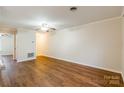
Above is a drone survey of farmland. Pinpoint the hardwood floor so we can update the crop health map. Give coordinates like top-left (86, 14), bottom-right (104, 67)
top-left (0, 55), bottom-right (123, 87)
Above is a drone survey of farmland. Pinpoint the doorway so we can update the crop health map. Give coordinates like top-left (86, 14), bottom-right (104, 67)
top-left (0, 32), bottom-right (17, 69)
top-left (0, 33), bottom-right (14, 56)
top-left (0, 30), bottom-right (17, 61)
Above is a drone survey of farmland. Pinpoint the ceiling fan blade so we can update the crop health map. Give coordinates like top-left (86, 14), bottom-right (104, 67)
top-left (50, 28), bottom-right (56, 30)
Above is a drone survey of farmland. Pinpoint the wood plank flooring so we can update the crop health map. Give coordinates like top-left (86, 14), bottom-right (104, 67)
top-left (0, 55), bottom-right (123, 87)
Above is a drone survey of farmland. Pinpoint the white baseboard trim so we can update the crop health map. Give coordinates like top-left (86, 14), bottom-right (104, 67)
top-left (17, 57), bottom-right (36, 62)
top-left (41, 54), bottom-right (121, 74)
top-left (121, 72), bottom-right (124, 82)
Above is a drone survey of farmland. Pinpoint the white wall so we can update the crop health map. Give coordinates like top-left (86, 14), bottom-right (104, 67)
top-left (0, 35), bottom-right (13, 55)
top-left (38, 18), bottom-right (122, 72)
top-left (16, 28), bottom-right (36, 62)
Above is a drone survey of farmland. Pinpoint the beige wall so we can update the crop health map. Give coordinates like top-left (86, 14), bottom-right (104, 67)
top-left (122, 17), bottom-right (124, 80)
top-left (0, 27), bottom-right (17, 34)
top-left (0, 38), bottom-right (1, 51)
top-left (38, 17), bottom-right (122, 72)
top-left (36, 32), bottom-right (43, 56)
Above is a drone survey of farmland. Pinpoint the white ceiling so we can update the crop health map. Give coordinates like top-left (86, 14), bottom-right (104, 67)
top-left (0, 6), bottom-right (122, 30)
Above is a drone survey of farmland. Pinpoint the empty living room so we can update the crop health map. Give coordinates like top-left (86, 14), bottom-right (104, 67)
top-left (0, 1), bottom-right (124, 91)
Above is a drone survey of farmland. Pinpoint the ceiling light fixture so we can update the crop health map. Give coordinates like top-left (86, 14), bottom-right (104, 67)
top-left (0, 33), bottom-right (8, 37)
top-left (36, 24), bottom-right (56, 32)
top-left (35, 23), bottom-right (56, 32)
top-left (40, 24), bottom-right (49, 32)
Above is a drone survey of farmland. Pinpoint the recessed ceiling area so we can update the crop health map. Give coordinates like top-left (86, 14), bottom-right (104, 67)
top-left (0, 6), bottom-right (122, 30)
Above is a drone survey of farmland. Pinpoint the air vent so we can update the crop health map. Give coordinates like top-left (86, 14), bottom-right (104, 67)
top-left (70, 7), bottom-right (77, 12)
top-left (27, 53), bottom-right (34, 58)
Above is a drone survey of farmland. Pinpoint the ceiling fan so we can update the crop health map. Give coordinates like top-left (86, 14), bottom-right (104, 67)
top-left (35, 23), bottom-right (56, 32)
